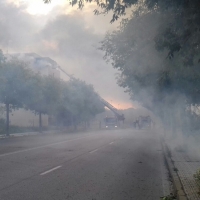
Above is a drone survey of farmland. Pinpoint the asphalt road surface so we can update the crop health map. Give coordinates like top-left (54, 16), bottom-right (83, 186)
top-left (0, 129), bottom-right (170, 200)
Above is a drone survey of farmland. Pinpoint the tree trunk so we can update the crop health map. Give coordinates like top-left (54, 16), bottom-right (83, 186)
top-left (39, 112), bottom-right (42, 133)
top-left (73, 117), bottom-right (77, 131)
top-left (6, 103), bottom-right (9, 136)
top-left (87, 120), bottom-right (90, 128)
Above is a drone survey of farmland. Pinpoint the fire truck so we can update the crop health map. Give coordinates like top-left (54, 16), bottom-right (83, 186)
top-left (104, 117), bottom-right (118, 128)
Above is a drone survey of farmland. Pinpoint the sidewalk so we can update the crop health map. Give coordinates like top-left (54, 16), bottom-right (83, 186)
top-left (171, 149), bottom-right (200, 200)
top-left (164, 136), bottom-right (200, 200)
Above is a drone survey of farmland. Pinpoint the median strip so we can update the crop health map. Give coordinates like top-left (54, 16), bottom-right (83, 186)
top-left (40, 166), bottom-right (62, 175)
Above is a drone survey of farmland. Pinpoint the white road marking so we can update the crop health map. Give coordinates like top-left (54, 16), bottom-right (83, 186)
top-left (40, 166), bottom-right (62, 175)
top-left (89, 149), bottom-right (98, 154)
top-left (109, 142), bottom-right (114, 144)
top-left (0, 134), bottom-right (93, 157)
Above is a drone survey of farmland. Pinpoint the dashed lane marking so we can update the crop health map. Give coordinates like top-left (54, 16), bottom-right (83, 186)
top-left (40, 166), bottom-right (62, 175)
top-left (89, 149), bottom-right (98, 154)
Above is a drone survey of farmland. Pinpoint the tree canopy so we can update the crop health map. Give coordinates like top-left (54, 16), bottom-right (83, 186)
top-left (99, 1), bottom-right (200, 134)
top-left (0, 51), bottom-right (104, 134)
top-left (0, 58), bottom-right (32, 109)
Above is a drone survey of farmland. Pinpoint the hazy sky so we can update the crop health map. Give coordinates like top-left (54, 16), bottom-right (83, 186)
top-left (1, 0), bottom-right (134, 109)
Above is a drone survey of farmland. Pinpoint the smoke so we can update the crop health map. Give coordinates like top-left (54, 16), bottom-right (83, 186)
top-left (0, 1), bottom-right (133, 108)
top-left (1, 1), bottom-right (199, 158)
top-left (97, 5), bottom-right (200, 157)
top-left (0, 1), bottom-right (40, 51)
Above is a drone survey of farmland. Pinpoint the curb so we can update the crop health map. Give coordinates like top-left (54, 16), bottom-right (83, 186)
top-left (0, 127), bottom-right (113, 138)
top-left (161, 139), bottom-right (188, 200)
top-left (0, 128), bottom-right (101, 139)
top-left (0, 130), bottom-right (60, 139)
top-left (0, 133), bottom-right (39, 139)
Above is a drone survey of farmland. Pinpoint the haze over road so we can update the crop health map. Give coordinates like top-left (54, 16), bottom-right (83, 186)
top-left (0, 129), bottom-right (170, 200)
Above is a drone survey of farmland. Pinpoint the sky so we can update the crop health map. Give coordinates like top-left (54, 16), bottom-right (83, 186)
top-left (0, 0), bottom-right (134, 109)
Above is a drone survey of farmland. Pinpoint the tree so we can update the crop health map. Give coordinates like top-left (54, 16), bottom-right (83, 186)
top-left (100, 8), bottom-right (200, 135)
top-left (101, 11), bottom-right (165, 107)
top-left (55, 79), bottom-right (104, 129)
top-left (25, 74), bottom-right (61, 132)
top-left (0, 50), bottom-right (104, 134)
top-left (43, 0), bottom-right (200, 29)
top-left (0, 58), bottom-right (32, 136)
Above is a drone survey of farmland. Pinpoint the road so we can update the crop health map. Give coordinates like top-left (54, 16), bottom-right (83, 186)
top-left (0, 129), bottom-right (170, 200)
